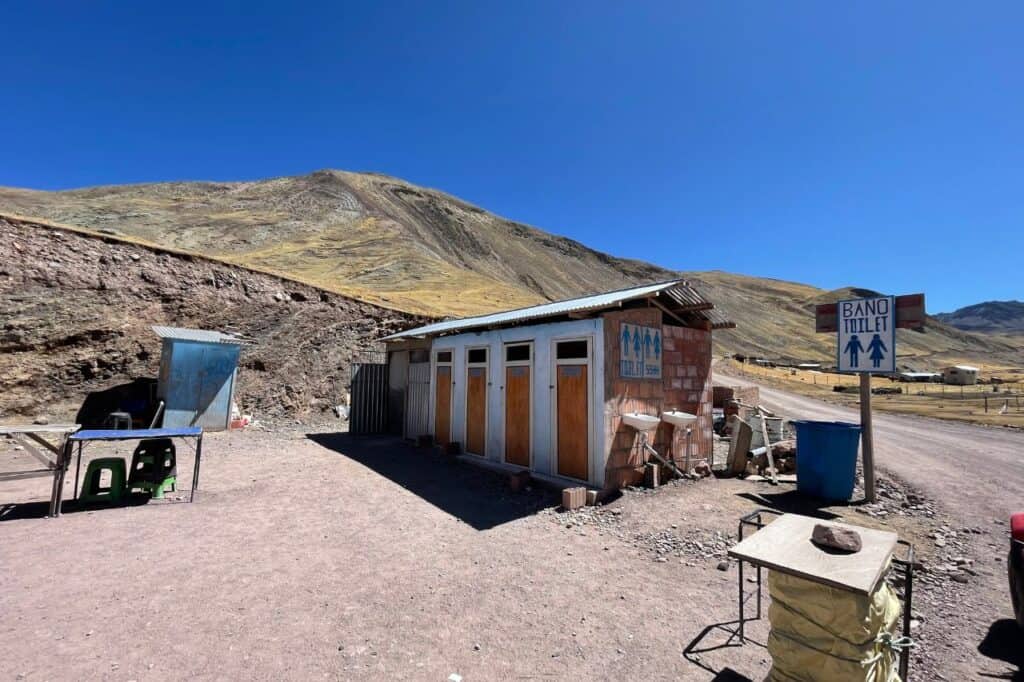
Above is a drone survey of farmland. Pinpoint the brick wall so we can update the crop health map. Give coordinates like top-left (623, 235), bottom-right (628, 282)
top-left (601, 309), bottom-right (713, 489)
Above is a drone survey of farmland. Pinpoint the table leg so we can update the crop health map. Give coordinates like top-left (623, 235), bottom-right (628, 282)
top-left (190, 434), bottom-right (203, 503)
top-left (52, 439), bottom-right (71, 517)
top-left (48, 460), bottom-right (60, 518)
top-left (73, 442), bottom-right (83, 501)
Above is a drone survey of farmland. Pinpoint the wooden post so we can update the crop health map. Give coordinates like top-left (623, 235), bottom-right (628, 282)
top-left (860, 373), bottom-right (875, 502)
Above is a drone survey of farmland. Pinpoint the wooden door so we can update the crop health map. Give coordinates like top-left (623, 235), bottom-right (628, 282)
top-left (434, 365), bottom-right (451, 445)
top-left (556, 364), bottom-right (588, 480)
top-left (465, 367), bottom-right (487, 455)
top-left (505, 365), bottom-right (530, 466)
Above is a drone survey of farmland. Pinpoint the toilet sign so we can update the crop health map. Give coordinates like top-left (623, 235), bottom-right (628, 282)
top-left (620, 323), bottom-right (662, 379)
top-left (837, 295), bottom-right (896, 373)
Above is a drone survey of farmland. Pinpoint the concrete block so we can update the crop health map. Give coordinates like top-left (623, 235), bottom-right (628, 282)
top-left (586, 489), bottom-right (600, 506)
top-left (562, 487), bottom-right (587, 511)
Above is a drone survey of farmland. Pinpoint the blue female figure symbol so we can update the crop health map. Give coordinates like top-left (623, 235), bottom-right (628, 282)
top-left (866, 333), bottom-right (888, 368)
top-left (844, 334), bottom-right (865, 368)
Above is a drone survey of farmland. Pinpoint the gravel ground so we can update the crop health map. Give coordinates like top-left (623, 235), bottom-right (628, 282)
top-left (0, 427), bottom-right (1018, 680)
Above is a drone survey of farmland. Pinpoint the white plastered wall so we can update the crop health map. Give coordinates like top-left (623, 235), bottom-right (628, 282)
top-left (427, 318), bottom-right (606, 487)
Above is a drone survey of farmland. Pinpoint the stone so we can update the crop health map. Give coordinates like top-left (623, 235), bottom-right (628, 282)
top-left (717, 560), bottom-right (729, 571)
top-left (811, 524), bottom-right (862, 553)
top-left (32, 416), bottom-right (49, 425)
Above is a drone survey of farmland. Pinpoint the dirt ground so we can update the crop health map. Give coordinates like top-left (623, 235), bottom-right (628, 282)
top-left (1, 427), bottom-right (1019, 681)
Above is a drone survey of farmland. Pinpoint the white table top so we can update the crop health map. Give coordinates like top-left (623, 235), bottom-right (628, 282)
top-left (0, 424), bottom-right (80, 435)
top-left (728, 513), bottom-right (898, 595)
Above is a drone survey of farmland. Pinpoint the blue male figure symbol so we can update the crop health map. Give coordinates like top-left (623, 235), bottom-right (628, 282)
top-left (844, 334), bottom-right (865, 368)
top-left (866, 333), bottom-right (888, 369)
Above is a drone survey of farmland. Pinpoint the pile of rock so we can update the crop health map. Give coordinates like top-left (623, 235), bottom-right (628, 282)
top-left (633, 527), bottom-right (733, 565)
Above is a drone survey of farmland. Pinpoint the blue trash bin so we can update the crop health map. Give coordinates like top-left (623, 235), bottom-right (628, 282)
top-left (790, 420), bottom-right (862, 501)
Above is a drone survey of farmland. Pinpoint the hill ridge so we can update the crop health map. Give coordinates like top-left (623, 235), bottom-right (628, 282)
top-left (2, 170), bottom-right (1019, 370)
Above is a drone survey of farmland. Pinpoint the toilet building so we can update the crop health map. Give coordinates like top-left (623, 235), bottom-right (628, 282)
top-left (382, 280), bottom-right (734, 489)
top-left (153, 326), bottom-right (246, 431)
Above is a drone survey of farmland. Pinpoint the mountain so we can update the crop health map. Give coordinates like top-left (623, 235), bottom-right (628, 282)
top-left (935, 301), bottom-right (1024, 335)
top-left (0, 170), bottom-right (666, 317)
top-left (1, 171), bottom-right (1020, 372)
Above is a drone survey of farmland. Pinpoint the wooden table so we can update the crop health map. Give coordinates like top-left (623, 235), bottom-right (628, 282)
top-left (0, 424), bottom-right (80, 517)
top-left (729, 512), bottom-right (898, 595)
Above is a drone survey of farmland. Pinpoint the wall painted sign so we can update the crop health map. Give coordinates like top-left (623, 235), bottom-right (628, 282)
top-left (837, 296), bottom-right (896, 373)
top-left (620, 323), bottom-right (662, 379)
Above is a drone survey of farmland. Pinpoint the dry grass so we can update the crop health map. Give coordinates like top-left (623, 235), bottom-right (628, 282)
top-left (724, 359), bottom-right (1024, 428)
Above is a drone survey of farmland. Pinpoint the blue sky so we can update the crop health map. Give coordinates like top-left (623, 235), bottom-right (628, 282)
top-left (2, 2), bottom-right (1021, 312)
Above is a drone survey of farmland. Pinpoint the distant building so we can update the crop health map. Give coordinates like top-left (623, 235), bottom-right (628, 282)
top-left (797, 363), bottom-right (822, 370)
top-left (942, 365), bottom-right (979, 386)
top-left (898, 372), bottom-right (941, 383)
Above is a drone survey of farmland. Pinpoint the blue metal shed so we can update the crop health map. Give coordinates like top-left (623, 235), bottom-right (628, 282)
top-left (153, 326), bottom-right (246, 431)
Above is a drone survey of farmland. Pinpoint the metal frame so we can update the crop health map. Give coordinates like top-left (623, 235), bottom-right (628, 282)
top-left (66, 430), bottom-right (204, 513)
top-left (735, 508), bottom-right (915, 681)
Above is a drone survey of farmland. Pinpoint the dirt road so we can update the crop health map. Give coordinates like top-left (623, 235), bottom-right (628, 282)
top-left (719, 368), bottom-right (1024, 680)
top-left (718, 370), bottom-right (1024, 525)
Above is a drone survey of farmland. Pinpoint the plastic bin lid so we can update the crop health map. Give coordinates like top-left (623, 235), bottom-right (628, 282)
top-left (790, 420), bottom-right (861, 429)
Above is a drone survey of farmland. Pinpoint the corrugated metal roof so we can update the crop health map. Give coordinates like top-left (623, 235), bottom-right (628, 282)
top-left (947, 365), bottom-right (979, 372)
top-left (382, 279), bottom-right (734, 341)
top-left (152, 326), bottom-right (248, 345)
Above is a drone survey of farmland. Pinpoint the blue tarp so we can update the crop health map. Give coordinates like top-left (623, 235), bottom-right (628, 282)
top-left (69, 427), bottom-right (202, 441)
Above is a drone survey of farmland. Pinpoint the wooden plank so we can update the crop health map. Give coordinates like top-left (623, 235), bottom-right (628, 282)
top-left (505, 366), bottom-right (530, 466)
top-left (728, 513), bottom-right (898, 595)
top-left (465, 367), bottom-right (487, 455)
top-left (727, 416), bottom-right (753, 475)
top-left (556, 364), bottom-right (588, 480)
top-left (816, 293), bottom-right (926, 333)
top-left (434, 365), bottom-right (451, 445)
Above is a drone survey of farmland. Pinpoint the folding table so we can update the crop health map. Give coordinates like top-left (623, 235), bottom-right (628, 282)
top-left (65, 427), bottom-right (204, 514)
top-left (0, 424), bottom-right (80, 517)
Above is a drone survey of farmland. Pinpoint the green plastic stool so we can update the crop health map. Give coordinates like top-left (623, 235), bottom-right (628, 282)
top-left (128, 439), bottom-right (177, 499)
top-left (80, 457), bottom-right (126, 505)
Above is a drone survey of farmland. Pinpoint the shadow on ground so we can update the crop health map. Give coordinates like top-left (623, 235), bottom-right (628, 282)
top-left (978, 619), bottom-right (1024, 681)
top-left (0, 493), bottom-right (179, 522)
top-left (735, 489), bottom-right (842, 520)
top-left (307, 433), bottom-right (558, 531)
top-left (683, 618), bottom-right (763, 681)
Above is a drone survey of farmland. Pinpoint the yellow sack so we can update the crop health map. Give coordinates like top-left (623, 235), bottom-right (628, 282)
top-left (766, 569), bottom-right (904, 682)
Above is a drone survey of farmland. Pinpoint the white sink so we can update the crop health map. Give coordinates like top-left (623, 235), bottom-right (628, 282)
top-left (621, 412), bottom-right (661, 432)
top-left (662, 410), bottom-right (699, 428)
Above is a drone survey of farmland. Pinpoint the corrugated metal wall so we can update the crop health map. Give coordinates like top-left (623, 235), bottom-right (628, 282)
top-left (349, 362), bottom-right (388, 434)
top-left (405, 361), bottom-right (431, 439)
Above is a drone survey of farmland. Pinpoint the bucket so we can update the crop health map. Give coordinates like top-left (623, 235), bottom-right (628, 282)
top-left (749, 414), bottom-right (785, 449)
top-left (791, 420), bottom-right (862, 501)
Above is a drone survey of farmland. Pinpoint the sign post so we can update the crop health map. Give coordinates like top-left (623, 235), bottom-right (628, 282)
top-left (816, 294), bottom-right (922, 503)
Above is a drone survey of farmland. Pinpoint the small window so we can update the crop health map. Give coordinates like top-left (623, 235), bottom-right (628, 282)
top-left (410, 349), bottom-right (429, 363)
top-left (556, 340), bottom-right (588, 360)
top-left (506, 344), bottom-right (531, 362)
top-left (436, 350), bottom-right (452, 363)
top-left (468, 348), bottom-right (488, 364)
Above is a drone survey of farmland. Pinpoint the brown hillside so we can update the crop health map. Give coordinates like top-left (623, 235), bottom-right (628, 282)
top-left (2, 171), bottom-right (1019, 372)
top-left (0, 215), bottom-right (420, 421)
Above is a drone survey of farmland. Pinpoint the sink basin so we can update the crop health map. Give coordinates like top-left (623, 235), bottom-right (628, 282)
top-left (662, 410), bottom-right (699, 428)
top-left (621, 412), bottom-right (661, 432)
